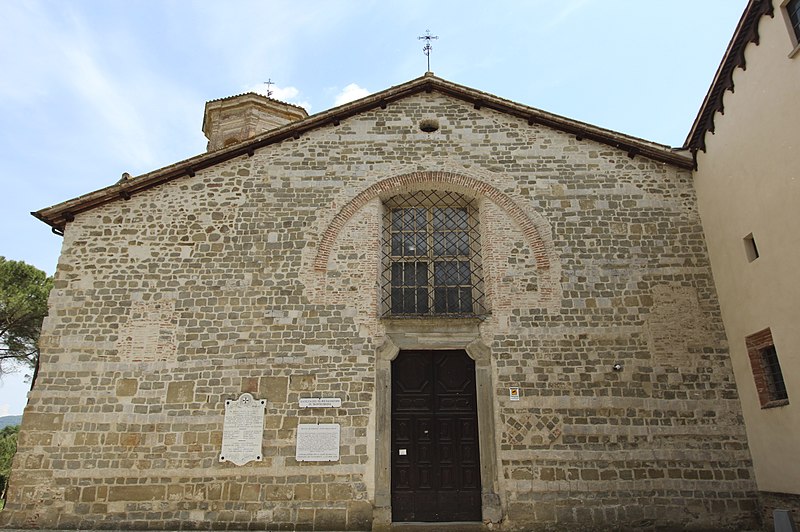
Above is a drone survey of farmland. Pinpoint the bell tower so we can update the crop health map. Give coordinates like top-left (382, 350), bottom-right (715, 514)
top-left (202, 93), bottom-right (308, 152)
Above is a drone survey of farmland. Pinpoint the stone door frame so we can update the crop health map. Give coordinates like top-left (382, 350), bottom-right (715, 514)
top-left (373, 319), bottom-right (502, 530)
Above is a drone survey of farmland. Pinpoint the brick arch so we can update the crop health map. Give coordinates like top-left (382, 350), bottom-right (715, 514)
top-left (313, 171), bottom-right (553, 273)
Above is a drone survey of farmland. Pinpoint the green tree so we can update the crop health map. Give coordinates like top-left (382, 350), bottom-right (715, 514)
top-left (0, 257), bottom-right (53, 378)
top-left (0, 425), bottom-right (19, 504)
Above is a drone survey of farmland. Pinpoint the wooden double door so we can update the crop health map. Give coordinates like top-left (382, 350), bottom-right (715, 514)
top-left (391, 350), bottom-right (481, 522)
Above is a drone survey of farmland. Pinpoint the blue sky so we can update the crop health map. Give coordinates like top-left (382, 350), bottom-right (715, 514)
top-left (0, 0), bottom-right (747, 416)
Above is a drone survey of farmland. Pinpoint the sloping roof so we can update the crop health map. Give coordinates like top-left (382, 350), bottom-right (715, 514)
top-left (205, 91), bottom-right (308, 112)
top-left (34, 74), bottom-right (693, 233)
top-left (685, 0), bottom-right (774, 153)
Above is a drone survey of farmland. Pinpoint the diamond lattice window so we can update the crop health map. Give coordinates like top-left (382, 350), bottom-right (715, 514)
top-left (381, 190), bottom-right (485, 317)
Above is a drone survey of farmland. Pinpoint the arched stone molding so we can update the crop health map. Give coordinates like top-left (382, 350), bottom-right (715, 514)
top-left (372, 321), bottom-right (502, 531)
top-left (314, 171), bottom-right (553, 272)
top-left (313, 170), bottom-right (561, 312)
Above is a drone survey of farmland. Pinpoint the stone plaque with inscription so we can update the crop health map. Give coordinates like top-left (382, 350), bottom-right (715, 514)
top-left (219, 393), bottom-right (265, 466)
top-left (295, 424), bottom-right (340, 462)
top-left (299, 397), bottom-right (342, 408)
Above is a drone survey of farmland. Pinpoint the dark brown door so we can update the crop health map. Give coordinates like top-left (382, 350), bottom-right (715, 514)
top-left (391, 350), bottom-right (481, 522)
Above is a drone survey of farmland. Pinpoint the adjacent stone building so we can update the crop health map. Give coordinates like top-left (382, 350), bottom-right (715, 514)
top-left (0, 30), bottom-right (772, 532)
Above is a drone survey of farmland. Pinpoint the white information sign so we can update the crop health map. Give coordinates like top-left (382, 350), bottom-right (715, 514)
top-left (509, 387), bottom-right (521, 401)
top-left (219, 393), bottom-right (265, 466)
top-left (299, 397), bottom-right (342, 408)
top-left (295, 424), bottom-right (340, 462)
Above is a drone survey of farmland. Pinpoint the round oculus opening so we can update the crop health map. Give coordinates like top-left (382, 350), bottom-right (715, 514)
top-left (419, 118), bottom-right (439, 133)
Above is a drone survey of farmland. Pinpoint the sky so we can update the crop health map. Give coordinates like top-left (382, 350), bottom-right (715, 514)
top-left (0, 0), bottom-right (749, 416)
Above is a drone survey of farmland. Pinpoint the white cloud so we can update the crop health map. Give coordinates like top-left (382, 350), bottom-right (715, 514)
top-left (0, 404), bottom-right (8, 417)
top-left (190, 1), bottom-right (361, 90)
top-left (0, 1), bottom-right (204, 174)
top-left (269, 86), bottom-right (299, 101)
top-left (334, 83), bottom-right (370, 107)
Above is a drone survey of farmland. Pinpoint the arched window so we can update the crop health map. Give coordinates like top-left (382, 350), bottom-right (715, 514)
top-left (381, 190), bottom-right (485, 317)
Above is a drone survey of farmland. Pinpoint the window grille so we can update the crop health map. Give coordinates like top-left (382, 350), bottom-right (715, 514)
top-left (381, 190), bottom-right (485, 317)
top-left (760, 345), bottom-right (788, 402)
top-left (788, 0), bottom-right (800, 41)
top-left (746, 328), bottom-right (790, 408)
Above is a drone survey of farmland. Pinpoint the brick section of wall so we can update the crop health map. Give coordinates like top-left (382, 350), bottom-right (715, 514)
top-left (745, 327), bottom-right (789, 408)
top-left (759, 491), bottom-right (800, 531)
top-left (1, 92), bottom-right (759, 531)
top-left (313, 171), bottom-right (551, 273)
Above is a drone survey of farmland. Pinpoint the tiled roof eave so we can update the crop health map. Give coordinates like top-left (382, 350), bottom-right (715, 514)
top-left (205, 91), bottom-right (307, 113)
top-left (685, 0), bottom-right (774, 153)
top-left (34, 75), bottom-right (693, 232)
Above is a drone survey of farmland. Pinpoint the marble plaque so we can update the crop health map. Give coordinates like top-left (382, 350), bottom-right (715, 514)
top-left (219, 393), bottom-right (266, 466)
top-left (295, 424), bottom-right (340, 462)
top-left (299, 397), bottom-right (342, 408)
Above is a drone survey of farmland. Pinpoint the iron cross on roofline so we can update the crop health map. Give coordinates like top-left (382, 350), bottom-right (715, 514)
top-left (264, 78), bottom-right (274, 98)
top-left (418, 30), bottom-right (438, 72)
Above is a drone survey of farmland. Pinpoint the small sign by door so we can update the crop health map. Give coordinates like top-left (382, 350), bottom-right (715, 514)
top-left (299, 397), bottom-right (342, 408)
top-left (509, 387), bottom-right (520, 401)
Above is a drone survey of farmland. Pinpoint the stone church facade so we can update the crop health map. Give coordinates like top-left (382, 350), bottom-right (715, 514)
top-left (2, 74), bottom-right (761, 530)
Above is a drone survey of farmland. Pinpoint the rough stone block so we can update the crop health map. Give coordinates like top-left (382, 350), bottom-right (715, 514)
top-left (241, 484), bottom-right (260, 501)
top-left (260, 376), bottom-right (288, 403)
top-left (242, 377), bottom-right (259, 393)
top-left (346, 501), bottom-right (373, 531)
top-left (294, 484), bottom-right (311, 500)
top-left (534, 502), bottom-right (556, 521)
top-left (115, 378), bottom-right (138, 396)
top-left (23, 412), bottom-right (64, 431)
top-left (290, 374), bottom-right (316, 391)
top-left (120, 433), bottom-right (141, 447)
top-left (315, 508), bottom-right (346, 531)
top-left (166, 381), bottom-right (194, 403)
top-left (264, 485), bottom-right (293, 501)
top-left (107, 485), bottom-right (166, 502)
top-left (296, 508), bottom-right (314, 526)
top-left (312, 484), bottom-right (326, 500)
top-left (508, 502), bottom-right (536, 527)
top-left (327, 483), bottom-right (354, 501)
top-left (80, 487), bottom-right (96, 502)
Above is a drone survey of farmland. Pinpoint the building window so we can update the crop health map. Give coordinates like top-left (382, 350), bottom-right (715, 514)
top-left (744, 233), bottom-right (759, 262)
top-left (381, 190), bottom-right (484, 317)
top-left (785, 0), bottom-right (800, 45)
top-left (746, 328), bottom-right (790, 408)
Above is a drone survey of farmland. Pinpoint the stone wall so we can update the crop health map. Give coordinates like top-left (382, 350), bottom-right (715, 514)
top-left (2, 92), bottom-right (760, 530)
